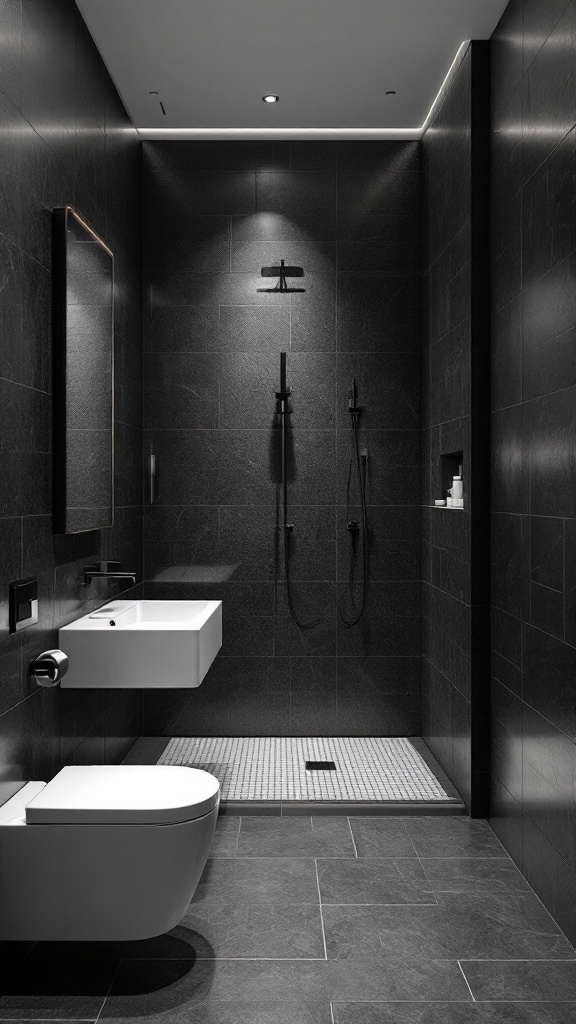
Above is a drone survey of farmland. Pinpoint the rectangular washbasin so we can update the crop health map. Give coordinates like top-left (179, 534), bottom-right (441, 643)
top-left (59, 600), bottom-right (222, 688)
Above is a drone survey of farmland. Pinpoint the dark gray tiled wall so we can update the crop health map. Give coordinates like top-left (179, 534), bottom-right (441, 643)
top-left (490, 0), bottom-right (576, 945)
top-left (142, 141), bottom-right (421, 737)
top-left (421, 45), bottom-right (491, 814)
top-left (0, 0), bottom-right (143, 798)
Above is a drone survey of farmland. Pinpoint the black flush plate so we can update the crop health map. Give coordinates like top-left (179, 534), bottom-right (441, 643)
top-left (9, 576), bottom-right (38, 634)
top-left (305, 760), bottom-right (336, 771)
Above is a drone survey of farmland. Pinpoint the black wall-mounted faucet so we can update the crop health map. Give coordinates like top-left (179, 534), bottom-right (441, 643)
top-left (82, 560), bottom-right (137, 587)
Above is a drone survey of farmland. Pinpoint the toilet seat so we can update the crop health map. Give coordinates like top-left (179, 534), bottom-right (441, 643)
top-left (24, 764), bottom-right (219, 825)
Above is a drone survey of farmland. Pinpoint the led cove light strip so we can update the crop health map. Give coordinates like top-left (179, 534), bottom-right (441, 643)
top-left (137, 41), bottom-right (469, 141)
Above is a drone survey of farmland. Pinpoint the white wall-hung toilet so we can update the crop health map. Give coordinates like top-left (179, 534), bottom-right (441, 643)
top-left (0, 764), bottom-right (219, 941)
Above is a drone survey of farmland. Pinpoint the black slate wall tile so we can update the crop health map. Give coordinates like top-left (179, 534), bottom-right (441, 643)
top-left (491, 678), bottom-right (523, 804)
top-left (492, 190), bottom-right (522, 312)
top-left (522, 0), bottom-right (571, 71)
top-left (523, 622), bottom-right (576, 741)
top-left (491, 84), bottom-right (523, 212)
top-left (491, 512), bottom-right (529, 619)
top-left (491, 405), bottom-right (527, 513)
top-left (564, 518), bottom-right (576, 646)
top-left (491, 295), bottom-right (522, 411)
top-left (521, 1), bottom-right (575, 183)
top-left (336, 274), bottom-right (421, 353)
top-left (255, 171), bottom-right (337, 240)
top-left (143, 141), bottom-right (421, 736)
top-left (523, 701), bottom-right (576, 871)
top-left (521, 125), bottom-right (576, 290)
top-left (522, 252), bottom-right (576, 400)
top-left (521, 809), bottom-right (576, 947)
top-left (527, 387), bottom-right (576, 517)
top-left (336, 656), bottom-right (421, 736)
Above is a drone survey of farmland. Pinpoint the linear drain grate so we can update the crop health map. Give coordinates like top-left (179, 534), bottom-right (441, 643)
top-left (305, 760), bottom-right (336, 771)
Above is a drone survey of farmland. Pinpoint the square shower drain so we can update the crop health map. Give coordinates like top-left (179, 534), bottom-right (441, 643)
top-left (305, 760), bottom-right (336, 770)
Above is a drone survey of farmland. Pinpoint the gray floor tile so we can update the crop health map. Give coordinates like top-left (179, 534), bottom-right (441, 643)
top-left (100, 959), bottom-right (332, 1021)
top-left (402, 818), bottom-right (507, 858)
top-left (181, 901), bottom-right (325, 959)
top-left (461, 961), bottom-right (576, 1002)
top-left (146, 1003), bottom-right (332, 1024)
top-left (100, 957), bottom-right (471, 1016)
top-left (323, 891), bottom-right (575, 962)
top-left (348, 819), bottom-right (416, 858)
top-left (120, 860), bottom-right (322, 962)
top-left (317, 858), bottom-right (435, 905)
top-left (195, 857), bottom-right (320, 904)
top-left (235, 816), bottom-right (356, 857)
top-left (418, 856), bottom-right (531, 893)
top-left (209, 816), bottom-right (241, 856)
top-left (0, 989), bottom-right (107, 1020)
top-left (333, 1004), bottom-right (576, 1023)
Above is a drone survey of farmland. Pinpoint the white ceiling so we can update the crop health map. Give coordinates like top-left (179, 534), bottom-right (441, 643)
top-left (77, 0), bottom-right (508, 139)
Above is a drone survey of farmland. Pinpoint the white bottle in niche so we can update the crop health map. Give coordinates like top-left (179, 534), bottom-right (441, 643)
top-left (452, 476), bottom-right (463, 500)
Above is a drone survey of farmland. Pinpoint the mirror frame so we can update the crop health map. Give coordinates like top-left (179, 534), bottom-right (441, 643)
top-left (52, 206), bottom-right (115, 535)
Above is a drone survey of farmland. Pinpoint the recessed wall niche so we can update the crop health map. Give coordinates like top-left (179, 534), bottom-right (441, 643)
top-left (441, 451), bottom-right (464, 505)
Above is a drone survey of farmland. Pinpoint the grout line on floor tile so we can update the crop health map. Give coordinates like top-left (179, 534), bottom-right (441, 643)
top-left (347, 816), bottom-right (359, 857)
top-left (458, 960), bottom-right (476, 1002)
top-left (315, 858), bottom-right (329, 961)
top-left (94, 957), bottom-right (123, 1024)
top-left (322, 902), bottom-right (438, 906)
top-left (190, 956), bottom-right (328, 961)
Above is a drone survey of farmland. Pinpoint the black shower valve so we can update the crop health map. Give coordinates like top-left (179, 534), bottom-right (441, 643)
top-left (347, 520), bottom-right (360, 532)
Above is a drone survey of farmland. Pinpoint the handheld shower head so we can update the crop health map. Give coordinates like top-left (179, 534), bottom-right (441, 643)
top-left (349, 377), bottom-right (361, 419)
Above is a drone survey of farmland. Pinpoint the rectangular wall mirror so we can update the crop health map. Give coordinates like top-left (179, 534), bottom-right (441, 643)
top-left (52, 207), bottom-right (114, 534)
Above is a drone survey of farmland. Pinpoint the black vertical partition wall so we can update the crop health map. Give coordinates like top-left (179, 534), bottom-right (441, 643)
top-left (490, 0), bottom-right (576, 944)
top-left (421, 43), bottom-right (491, 815)
top-left (142, 141), bottom-right (423, 738)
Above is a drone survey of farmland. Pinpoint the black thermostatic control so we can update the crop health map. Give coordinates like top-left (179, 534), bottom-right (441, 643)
top-left (9, 576), bottom-right (39, 634)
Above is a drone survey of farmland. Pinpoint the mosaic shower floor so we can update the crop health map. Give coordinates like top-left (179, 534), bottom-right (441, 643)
top-left (143, 736), bottom-right (463, 811)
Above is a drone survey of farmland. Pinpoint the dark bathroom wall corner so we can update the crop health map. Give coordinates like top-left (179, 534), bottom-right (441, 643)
top-left (0, 0), bottom-right (143, 796)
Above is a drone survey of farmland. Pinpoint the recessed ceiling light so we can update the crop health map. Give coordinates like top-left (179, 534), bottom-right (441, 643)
top-left (262, 94), bottom-right (279, 103)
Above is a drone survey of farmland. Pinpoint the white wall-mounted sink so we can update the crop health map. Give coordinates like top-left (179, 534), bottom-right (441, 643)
top-left (59, 600), bottom-right (222, 688)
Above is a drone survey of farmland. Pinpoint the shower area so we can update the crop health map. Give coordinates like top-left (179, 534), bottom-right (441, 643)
top-left (135, 45), bottom-right (488, 816)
